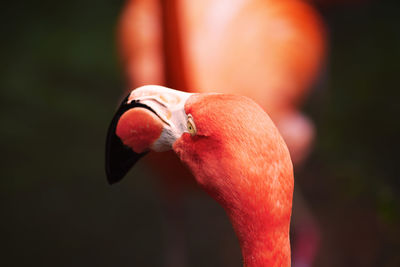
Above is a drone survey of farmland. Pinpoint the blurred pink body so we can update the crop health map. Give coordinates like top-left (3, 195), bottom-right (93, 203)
top-left (119, 0), bottom-right (325, 164)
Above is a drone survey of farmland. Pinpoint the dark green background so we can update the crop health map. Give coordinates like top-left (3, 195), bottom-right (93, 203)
top-left (1, 0), bottom-right (399, 266)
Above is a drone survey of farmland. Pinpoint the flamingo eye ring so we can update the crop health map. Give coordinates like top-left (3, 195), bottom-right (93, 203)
top-left (187, 114), bottom-right (197, 136)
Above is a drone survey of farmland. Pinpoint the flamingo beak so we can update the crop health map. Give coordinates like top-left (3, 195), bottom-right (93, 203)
top-left (105, 94), bottom-right (156, 184)
top-left (105, 85), bottom-right (193, 184)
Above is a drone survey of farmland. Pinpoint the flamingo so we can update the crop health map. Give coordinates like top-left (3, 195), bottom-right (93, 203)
top-left (117, 0), bottom-right (325, 266)
top-left (106, 85), bottom-right (294, 267)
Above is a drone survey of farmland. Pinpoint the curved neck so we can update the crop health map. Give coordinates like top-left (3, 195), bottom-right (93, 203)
top-left (227, 204), bottom-right (291, 267)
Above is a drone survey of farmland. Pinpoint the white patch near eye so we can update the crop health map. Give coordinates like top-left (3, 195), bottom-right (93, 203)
top-left (187, 114), bottom-right (197, 136)
top-left (129, 85), bottom-right (195, 151)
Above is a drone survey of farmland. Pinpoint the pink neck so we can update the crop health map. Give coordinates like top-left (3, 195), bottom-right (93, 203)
top-left (226, 203), bottom-right (291, 267)
top-left (223, 202), bottom-right (290, 267)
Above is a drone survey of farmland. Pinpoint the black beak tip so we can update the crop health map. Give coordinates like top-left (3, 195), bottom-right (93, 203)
top-left (105, 166), bottom-right (124, 185)
top-left (105, 143), bottom-right (148, 185)
top-left (105, 94), bottom-right (149, 185)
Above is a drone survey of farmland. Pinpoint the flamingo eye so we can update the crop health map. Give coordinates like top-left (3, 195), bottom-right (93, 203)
top-left (187, 114), bottom-right (197, 136)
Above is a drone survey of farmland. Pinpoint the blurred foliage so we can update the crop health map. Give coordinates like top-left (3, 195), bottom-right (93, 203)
top-left (301, 1), bottom-right (400, 265)
top-left (0, 0), bottom-right (399, 267)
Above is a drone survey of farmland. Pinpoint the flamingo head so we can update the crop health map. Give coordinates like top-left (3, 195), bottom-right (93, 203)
top-left (106, 85), bottom-right (293, 207)
top-left (106, 85), bottom-right (294, 266)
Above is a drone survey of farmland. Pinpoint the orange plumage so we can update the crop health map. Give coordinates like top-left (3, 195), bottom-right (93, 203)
top-left (174, 94), bottom-right (294, 267)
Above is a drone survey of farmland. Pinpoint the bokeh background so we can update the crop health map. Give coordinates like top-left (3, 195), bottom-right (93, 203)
top-left (1, 0), bottom-right (399, 266)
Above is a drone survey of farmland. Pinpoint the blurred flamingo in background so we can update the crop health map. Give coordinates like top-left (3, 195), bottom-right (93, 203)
top-left (117, 0), bottom-right (326, 266)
